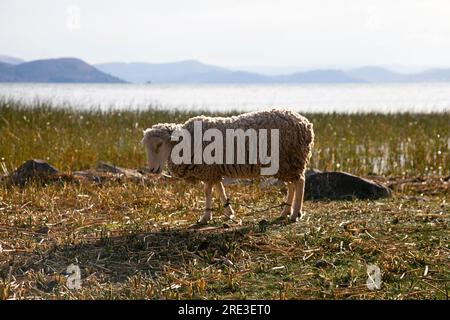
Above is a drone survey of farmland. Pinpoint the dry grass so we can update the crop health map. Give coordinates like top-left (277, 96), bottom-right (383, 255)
top-left (0, 175), bottom-right (448, 300)
top-left (0, 102), bottom-right (449, 299)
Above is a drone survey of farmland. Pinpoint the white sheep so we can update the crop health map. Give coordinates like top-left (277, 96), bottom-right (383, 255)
top-left (142, 109), bottom-right (314, 224)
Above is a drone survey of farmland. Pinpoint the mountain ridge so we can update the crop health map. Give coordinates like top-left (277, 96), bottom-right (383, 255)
top-left (0, 55), bottom-right (25, 65)
top-left (2, 55), bottom-right (450, 84)
top-left (0, 58), bottom-right (125, 83)
top-left (97, 61), bottom-right (450, 84)
top-left (96, 61), bottom-right (366, 84)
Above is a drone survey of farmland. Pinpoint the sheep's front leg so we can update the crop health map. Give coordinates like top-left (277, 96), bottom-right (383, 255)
top-left (215, 182), bottom-right (235, 219)
top-left (280, 182), bottom-right (294, 217)
top-left (290, 176), bottom-right (305, 222)
top-left (198, 182), bottom-right (213, 224)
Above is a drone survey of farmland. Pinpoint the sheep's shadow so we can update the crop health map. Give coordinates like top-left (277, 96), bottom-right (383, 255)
top-left (12, 224), bottom-right (254, 285)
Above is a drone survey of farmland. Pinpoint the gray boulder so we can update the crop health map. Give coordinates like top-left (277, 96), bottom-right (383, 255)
top-left (96, 162), bottom-right (144, 180)
top-left (305, 168), bottom-right (322, 178)
top-left (222, 177), bottom-right (252, 186)
top-left (9, 159), bottom-right (59, 186)
top-left (258, 177), bottom-right (284, 189)
top-left (305, 171), bottom-right (391, 200)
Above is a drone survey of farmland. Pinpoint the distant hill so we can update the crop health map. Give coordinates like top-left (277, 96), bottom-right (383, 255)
top-left (412, 68), bottom-right (450, 82)
top-left (171, 70), bottom-right (271, 84)
top-left (347, 66), bottom-right (409, 82)
top-left (97, 61), bottom-right (366, 84)
top-left (347, 66), bottom-right (450, 83)
top-left (275, 69), bottom-right (364, 83)
top-left (0, 58), bottom-right (125, 83)
top-left (0, 62), bottom-right (16, 81)
top-left (3, 55), bottom-right (450, 84)
top-left (0, 55), bottom-right (25, 65)
top-left (96, 60), bottom-right (229, 84)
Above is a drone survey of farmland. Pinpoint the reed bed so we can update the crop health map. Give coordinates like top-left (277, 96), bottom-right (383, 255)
top-left (1, 100), bottom-right (449, 176)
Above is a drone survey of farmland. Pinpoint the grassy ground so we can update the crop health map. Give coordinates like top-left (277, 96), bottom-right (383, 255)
top-left (0, 102), bottom-right (449, 299)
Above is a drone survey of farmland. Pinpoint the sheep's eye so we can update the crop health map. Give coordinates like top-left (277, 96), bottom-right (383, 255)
top-left (155, 142), bottom-right (163, 152)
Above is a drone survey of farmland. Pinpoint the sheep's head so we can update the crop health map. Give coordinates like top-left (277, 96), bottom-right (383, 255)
top-left (142, 123), bottom-right (178, 174)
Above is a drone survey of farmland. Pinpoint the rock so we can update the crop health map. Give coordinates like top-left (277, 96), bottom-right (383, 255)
top-left (305, 168), bottom-right (322, 178)
top-left (96, 162), bottom-right (123, 174)
top-left (305, 171), bottom-right (391, 200)
top-left (96, 162), bottom-right (144, 180)
top-left (314, 260), bottom-right (329, 268)
top-left (72, 170), bottom-right (102, 184)
top-left (35, 225), bottom-right (50, 234)
top-left (258, 177), bottom-right (284, 189)
top-left (138, 167), bottom-right (174, 181)
top-left (258, 219), bottom-right (269, 232)
top-left (222, 177), bottom-right (252, 186)
top-left (9, 159), bottom-right (59, 186)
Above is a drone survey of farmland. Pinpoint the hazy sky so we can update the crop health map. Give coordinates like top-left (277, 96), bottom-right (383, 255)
top-left (1, 0), bottom-right (450, 69)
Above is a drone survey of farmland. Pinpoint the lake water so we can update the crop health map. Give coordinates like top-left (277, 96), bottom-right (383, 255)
top-left (0, 83), bottom-right (450, 113)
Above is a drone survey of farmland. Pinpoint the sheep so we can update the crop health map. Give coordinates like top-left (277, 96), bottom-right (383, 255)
top-left (142, 109), bottom-right (314, 224)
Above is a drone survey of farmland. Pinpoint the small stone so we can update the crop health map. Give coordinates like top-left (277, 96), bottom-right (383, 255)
top-left (314, 260), bottom-right (328, 268)
top-left (258, 177), bottom-right (284, 189)
top-left (9, 159), bottom-right (59, 186)
top-left (258, 219), bottom-right (269, 232)
top-left (95, 162), bottom-right (144, 181)
top-left (35, 226), bottom-right (50, 234)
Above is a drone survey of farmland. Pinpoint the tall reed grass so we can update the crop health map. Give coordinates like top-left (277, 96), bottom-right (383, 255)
top-left (1, 100), bottom-right (448, 176)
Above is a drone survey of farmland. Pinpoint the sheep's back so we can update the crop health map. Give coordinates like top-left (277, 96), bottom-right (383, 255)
top-left (167, 109), bottom-right (314, 182)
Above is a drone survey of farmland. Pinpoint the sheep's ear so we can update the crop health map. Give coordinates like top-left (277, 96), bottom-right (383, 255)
top-left (140, 134), bottom-right (147, 144)
top-left (142, 129), bottom-right (150, 143)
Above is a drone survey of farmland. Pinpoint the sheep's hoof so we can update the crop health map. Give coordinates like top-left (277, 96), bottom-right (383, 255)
top-left (289, 212), bottom-right (303, 222)
top-left (197, 215), bottom-right (211, 225)
top-left (279, 210), bottom-right (291, 218)
top-left (223, 214), bottom-right (235, 220)
top-left (225, 217), bottom-right (242, 226)
top-left (197, 219), bottom-right (209, 225)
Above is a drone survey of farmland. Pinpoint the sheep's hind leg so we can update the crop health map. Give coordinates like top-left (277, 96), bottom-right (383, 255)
top-left (198, 182), bottom-right (213, 224)
top-left (290, 176), bottom-right (305, 222)
top-left (280, 182), bottom-right (294, 217)
top-left (215, 182), bottom-right (235, 219)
